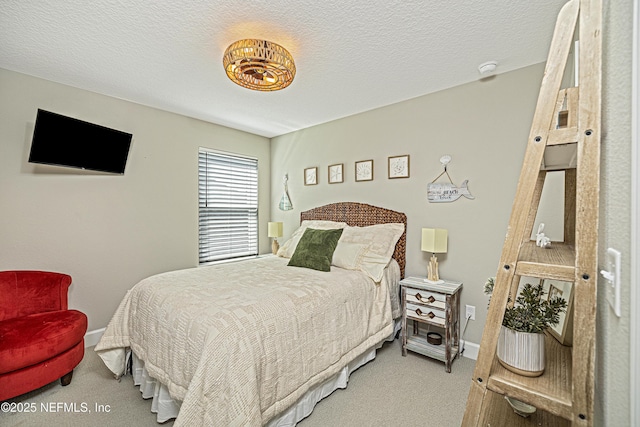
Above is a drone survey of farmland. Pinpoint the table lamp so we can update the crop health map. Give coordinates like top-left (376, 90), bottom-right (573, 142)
top-left (422, 228), bottom-right (448, 284)
top-left (268, 222), bottom-right (283, 254)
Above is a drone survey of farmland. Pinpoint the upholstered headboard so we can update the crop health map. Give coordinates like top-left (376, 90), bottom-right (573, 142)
top-left (300, 202), bottom-right (407, 278)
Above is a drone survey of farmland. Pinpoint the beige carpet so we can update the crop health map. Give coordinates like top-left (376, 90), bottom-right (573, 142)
top-left (1, 340), bottom-right (475, 426)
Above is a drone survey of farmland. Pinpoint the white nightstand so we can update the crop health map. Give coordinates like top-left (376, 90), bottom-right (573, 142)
top-left (400, 276), bottom-right (463, 373)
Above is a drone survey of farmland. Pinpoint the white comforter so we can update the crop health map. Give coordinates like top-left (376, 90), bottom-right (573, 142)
top-left (95, 256), bottom-right (397, 426)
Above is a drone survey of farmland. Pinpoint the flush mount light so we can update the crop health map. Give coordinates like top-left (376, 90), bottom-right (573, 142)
top-left (223, 39), bottom-right (296, 91)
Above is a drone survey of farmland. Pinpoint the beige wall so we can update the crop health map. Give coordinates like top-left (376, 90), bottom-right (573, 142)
top-left (0, 68), bottom-right (271, 331)
top-left (271, 63), bottom-right (552, 345)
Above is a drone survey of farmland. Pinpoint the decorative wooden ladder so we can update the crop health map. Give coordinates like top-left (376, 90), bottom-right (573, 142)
top-left (462, 0), bottom-right (601, 426)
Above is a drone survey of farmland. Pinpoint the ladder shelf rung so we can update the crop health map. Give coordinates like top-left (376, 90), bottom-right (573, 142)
top-left (515, 241), bottom-right (576, 281)
top-left (547, 129), bottom-right (579, 146)
top-left (487, 334), bottom-right (573, 419)
top-left (478, 389), bottom-right (570, 426)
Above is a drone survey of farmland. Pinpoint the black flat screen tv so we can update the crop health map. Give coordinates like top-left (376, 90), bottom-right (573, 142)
top-left (28, 109), bottom-right (133, 174)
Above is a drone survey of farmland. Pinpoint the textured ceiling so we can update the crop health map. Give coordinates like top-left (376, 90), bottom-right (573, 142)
top-left (0, 0), bottom-right (566, 138)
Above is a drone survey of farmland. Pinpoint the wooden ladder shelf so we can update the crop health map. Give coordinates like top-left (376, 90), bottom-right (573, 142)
top-left (462, 0), bottom-right (601, 426)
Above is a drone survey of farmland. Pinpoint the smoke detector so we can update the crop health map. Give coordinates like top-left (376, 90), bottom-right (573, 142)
top-left (478, 61), bottom-right (498, 76)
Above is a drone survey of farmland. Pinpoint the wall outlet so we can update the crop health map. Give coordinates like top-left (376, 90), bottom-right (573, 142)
top-left (466, 304), bottom-right (476, 321)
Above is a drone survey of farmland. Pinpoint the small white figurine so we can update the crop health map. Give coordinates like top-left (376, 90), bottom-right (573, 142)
top-left (536, 223), bottom-right (551, 248)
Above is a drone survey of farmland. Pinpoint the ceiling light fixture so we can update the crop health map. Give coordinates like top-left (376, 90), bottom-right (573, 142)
top-left (223, 39), bottom-right (296, 91)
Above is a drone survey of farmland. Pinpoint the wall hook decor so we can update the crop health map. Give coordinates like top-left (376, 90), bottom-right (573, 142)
top-left (279, 174), bottom-right (293, 211)
top-left (427, 155), bottom-right (475, 203)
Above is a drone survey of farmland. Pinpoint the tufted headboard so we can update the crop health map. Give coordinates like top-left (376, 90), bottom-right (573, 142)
top-left (300, 202), bottom-right (407, 278)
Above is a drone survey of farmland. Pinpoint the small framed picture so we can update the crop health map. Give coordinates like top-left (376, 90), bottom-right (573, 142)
top-left (388, 155), bottom-right (410, 179)
top-left (328, 163), bottom-right (344, 184)
top-left (355, 160), bottom-right (374, 182)
top-left (544, 279), bottom-right (574, 346)
top-left (548, 284), bottom-right (564, 301)
top-left (304, 167), bottom-right (317, 185)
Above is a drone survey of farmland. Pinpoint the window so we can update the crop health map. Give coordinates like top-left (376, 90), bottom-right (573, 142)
top-left (198, 149), bottom-right (258, 263)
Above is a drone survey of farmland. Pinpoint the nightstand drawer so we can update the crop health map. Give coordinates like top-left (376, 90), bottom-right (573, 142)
top-left (406, 302), bottom-right (445, 326)
top-left (405, 287), bottom-right (446, 310)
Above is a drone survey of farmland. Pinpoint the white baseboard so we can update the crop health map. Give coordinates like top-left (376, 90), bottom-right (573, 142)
top-left (460, 340), bottom-right (480, 360)
top-left (84, 327), bottom-right (105, 348)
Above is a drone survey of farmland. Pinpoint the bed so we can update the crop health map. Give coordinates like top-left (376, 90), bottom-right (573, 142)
top-left (95, 202), bottom-right (407, 426)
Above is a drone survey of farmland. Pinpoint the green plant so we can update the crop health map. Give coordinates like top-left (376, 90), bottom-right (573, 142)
top-left (484, 278), bottom-right (567, 334)
top-left (483, 276), bottom-right (507, 308)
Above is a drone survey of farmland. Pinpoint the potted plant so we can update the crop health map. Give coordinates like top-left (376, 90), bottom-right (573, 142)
top-left (484, 278), bottom-right (567, 377)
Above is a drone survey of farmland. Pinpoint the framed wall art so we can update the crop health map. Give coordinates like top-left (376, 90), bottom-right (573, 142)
top-left (328, 163), bottom-right (344, 184)
top-left (304, 167), bottom-right (318, 185)
top-left (543, 279), bottom-right (574, 346)
top-left (388, 155), bottom-right (410, 179)
top-left (355, 160), bottom-right (373, 182)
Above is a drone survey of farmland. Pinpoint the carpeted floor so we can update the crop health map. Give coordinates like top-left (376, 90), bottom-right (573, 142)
top-left (1, 340), bottom-right (475, 426)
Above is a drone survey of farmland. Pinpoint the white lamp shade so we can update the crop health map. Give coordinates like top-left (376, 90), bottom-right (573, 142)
top-left (268, 222), bottom-right (283, 238)
top-left (421, 228), bottom-right (448, 253)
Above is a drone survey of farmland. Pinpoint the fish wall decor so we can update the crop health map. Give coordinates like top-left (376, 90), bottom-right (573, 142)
top-left (428, 155), bottom-right (474, 203)
top-left (427, 180), bottom-right (475, 203)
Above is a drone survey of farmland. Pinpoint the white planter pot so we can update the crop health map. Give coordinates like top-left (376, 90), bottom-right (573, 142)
top-left (496, 325), bottom-right (545, 377)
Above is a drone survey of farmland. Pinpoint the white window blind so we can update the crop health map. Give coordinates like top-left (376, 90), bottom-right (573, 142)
top-left (198, 149), bottom-right (258, 263)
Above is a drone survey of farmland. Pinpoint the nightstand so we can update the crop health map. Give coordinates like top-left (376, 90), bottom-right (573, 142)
top-left (400, 276), bottom-right (463, 372)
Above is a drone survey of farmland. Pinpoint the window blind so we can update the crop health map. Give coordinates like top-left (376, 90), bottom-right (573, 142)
top-left (198, 149), bottom-right (258, 263)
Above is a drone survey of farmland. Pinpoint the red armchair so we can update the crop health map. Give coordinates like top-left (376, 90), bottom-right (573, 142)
top-left (0, 271), bottom-right (87, 401)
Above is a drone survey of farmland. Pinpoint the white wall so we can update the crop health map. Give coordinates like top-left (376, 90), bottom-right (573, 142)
top-left (596, 1), bottom-right (635, 425)
top-left (0, 68), bottom-right (271, 331)
top-left (270, 63), bottom-right (556, 344)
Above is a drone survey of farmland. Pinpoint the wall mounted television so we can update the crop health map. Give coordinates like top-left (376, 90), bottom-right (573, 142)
top-left (28, 109), bottom-right (133, 174)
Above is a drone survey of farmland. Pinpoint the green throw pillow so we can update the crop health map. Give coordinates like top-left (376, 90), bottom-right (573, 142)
top-left (288, 227), bottom-right (344, 272)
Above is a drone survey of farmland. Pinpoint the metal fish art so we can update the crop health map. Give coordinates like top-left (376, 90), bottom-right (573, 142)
top-left (427, 180), bottom-right (475, 203)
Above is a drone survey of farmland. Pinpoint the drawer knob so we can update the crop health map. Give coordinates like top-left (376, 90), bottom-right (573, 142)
top-left (415, 308), bottom-right (436, 319)
top-left (415, 293), bottom-right (436, 304)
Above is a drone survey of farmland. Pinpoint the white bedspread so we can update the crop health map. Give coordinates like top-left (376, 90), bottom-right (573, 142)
top-left (95, 256), bottom-right (397, 426)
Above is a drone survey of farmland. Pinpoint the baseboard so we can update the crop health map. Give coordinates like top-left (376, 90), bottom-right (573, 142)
top-left (460, 340), bottom-right (479, 360)
top-left (84, 327), bottom-right (105, 348)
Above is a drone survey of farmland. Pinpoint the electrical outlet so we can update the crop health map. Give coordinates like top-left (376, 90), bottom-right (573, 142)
top-left (466, 304), bottom-right (476, 321)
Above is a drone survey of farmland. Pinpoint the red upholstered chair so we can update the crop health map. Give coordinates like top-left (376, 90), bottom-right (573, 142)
top-left (0, 271), bottom-right (87, 401)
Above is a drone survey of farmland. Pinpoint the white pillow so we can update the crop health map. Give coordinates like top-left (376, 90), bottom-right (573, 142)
top-left (338, 223), bottom-right (405, 281)
top-left (277, 220), bottom-right (348, 258)
top-left (332, 241), bottom-right (368, 270)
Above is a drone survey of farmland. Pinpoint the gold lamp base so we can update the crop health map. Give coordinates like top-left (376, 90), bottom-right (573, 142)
top-left (271, 239), bottom-right (280, 255)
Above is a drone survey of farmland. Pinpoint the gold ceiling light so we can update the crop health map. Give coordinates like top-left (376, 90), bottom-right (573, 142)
top-left (223, 39), bottom-right (296, 91)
